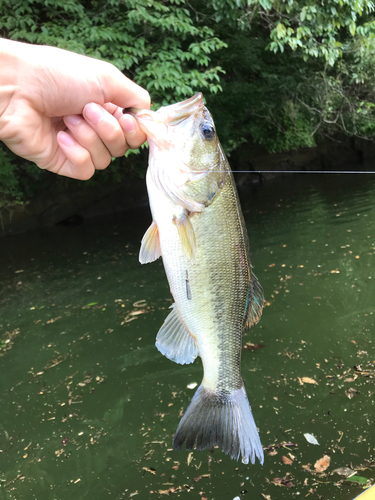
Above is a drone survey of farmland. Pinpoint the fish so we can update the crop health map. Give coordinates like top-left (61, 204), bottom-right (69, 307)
top-left (126, 93), bottom-right (264, 465)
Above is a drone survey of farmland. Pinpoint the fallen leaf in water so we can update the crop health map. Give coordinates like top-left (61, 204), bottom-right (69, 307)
top-left (187, 452), bottom-right (193, 466)
top-left (142, 467), bottom-right (156, 475)
top-left (187, 382), bottom-right (198, 390)
top-left (133, 300), bottom-right (147, 307)
top-left (130, 310), bottom-right (147, 316)
top-left (345, 387), bottom-right (359, 399)
top-left (332, 467), bottom-right (356, 477)
top-left (272, 477), bottom-right (294, 487)
top-left (345, 476), bottom-right (370, 486)
top-left (314, 455), bottom-right (331, 472)
top-left (193, 474), bottom-right (210, 483)
top-left (299, 377), bottom-right (318, 385)
top-left (304, 433), bottom-right (320, 445)
top-left (243, 343), bottom-right (265, 351)
top-left (268, 450), bottom-right (278, 456)
top-left (46, 316), bottom-right (61, 324)
top-left (282, 456), bottom-right (293, 465)
top-left (261, 495), bottom-right (271, 500)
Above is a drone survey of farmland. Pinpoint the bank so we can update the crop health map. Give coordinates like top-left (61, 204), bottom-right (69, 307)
top-left (1, 135), bottom-right (375, 236)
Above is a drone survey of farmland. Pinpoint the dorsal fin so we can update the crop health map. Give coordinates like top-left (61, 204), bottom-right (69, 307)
top-left (173, 212), bottom-right (196, 260)
top-left (244, 272), bottom-right (264, 329)
top-left (139, 221), bottom-right (161, 264)
top-left (156, 304), bottom-right (199, 364)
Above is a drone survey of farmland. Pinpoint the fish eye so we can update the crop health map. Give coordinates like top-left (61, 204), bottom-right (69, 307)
top-left (200, 122), bottom-right (216, 141)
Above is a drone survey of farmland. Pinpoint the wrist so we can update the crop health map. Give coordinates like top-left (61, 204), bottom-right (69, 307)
top-left (0, 38), bottom-right (23, 139)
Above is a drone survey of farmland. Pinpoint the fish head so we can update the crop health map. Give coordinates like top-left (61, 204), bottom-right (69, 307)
top-left (127, 93), bottom-right (227, 212)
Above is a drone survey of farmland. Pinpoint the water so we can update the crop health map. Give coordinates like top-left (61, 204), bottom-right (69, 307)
top-left (0, 174), bottom-right (374, 499)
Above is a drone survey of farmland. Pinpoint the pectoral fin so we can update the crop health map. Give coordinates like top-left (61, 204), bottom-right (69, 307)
top-left (173, 212), bottom-right (196, 260)
top-left (243, 272), bottom-right (264, 329)
top-left (156, 304), bottom-right (199, 364)
top-left (139, 221), bottom-right (161, 264)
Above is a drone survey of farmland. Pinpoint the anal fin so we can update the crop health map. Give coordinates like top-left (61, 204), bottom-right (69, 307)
top-left (156, 304), bottom-right (198, 364)
top-left (139, 221), bottom-right (161, 264)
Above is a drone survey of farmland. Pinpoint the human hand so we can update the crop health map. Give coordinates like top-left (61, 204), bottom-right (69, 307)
top-left (0, 38), bottom-right (150, 180)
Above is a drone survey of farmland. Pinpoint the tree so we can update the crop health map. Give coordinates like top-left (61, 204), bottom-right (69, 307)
top-left (203, 0), bottom-right (375, 152)
top-left (1, 0), bottom-right (375, 213)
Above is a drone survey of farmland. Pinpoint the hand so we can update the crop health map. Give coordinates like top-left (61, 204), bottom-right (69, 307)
top-left (0, 39), bottom-right (150, 180)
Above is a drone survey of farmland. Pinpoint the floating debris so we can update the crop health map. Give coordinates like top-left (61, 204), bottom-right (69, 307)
top-left (314, 455), bottom-right (331, 472)
top-left (298, 377), bottom-right (318, 385)
top-left (304, 433), bottom-right (320, 445)
top-left (243, 343), bottom-right (265, 351)
top-left (272, 476), bottom-right (295, 488)
top-left (332, 467), bottom-right (356, 478)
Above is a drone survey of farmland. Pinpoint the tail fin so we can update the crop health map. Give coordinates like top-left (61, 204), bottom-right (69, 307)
top-left (173, 384), bottom-right (264, 465)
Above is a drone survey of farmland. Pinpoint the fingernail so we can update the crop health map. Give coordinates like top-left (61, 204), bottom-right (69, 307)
top-left (84, 103), bottom-right (104, 124)
top-left (65, 114), bottom-right (82, 126)
top-left (58, 131), bottom-right (75, 147)
top-left (121, 115), bottom-right (136, 134)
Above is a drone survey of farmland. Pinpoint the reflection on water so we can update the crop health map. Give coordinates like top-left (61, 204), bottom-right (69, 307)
top-left (1, 174), bottom-right (374, 499)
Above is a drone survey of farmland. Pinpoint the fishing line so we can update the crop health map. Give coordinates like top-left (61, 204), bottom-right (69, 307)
top-left (229, 170), bottom-right (375, 174)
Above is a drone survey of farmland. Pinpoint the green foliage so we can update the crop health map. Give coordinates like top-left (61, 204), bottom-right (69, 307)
top-left (1, 0), bottom-right (375, 214)
top-left (243, 0), bottom-right (375, 66)
top-left (0, 0), bottom-right (226, 102)
top-left (203, 0), bottom-right (375, 152)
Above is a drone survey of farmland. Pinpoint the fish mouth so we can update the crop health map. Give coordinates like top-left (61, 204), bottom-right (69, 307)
top-left (123, 93), bottom-right (204, 125)
top-left (159, 93), bottom-right (204, 125)
top-left (123, 93), bottom-right (205, 148)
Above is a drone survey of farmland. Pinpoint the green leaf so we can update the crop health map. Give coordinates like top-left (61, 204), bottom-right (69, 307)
top-left (345, 476), bottom-right (370, 486)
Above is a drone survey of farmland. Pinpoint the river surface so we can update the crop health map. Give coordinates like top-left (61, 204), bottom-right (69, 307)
top-left (0, 174), bottom-right (374, 500)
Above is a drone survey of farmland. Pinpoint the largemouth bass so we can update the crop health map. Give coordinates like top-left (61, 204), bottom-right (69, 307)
top-left (127, 93), bottom-right (264, 465)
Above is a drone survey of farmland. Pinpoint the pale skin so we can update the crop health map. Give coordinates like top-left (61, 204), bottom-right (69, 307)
top-left (0, 38), bottom-right (150, 180)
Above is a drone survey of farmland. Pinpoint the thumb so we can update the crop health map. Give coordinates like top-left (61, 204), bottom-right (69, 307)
top-left (100, 63), bottom-right (151, 110)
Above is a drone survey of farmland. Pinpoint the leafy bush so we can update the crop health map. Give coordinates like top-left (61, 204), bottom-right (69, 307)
top-left (1, 0), bottom-right (375, 213)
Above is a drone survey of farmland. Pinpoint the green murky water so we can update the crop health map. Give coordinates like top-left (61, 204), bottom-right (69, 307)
top-left (0, 174), bottom-right (374, 500)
